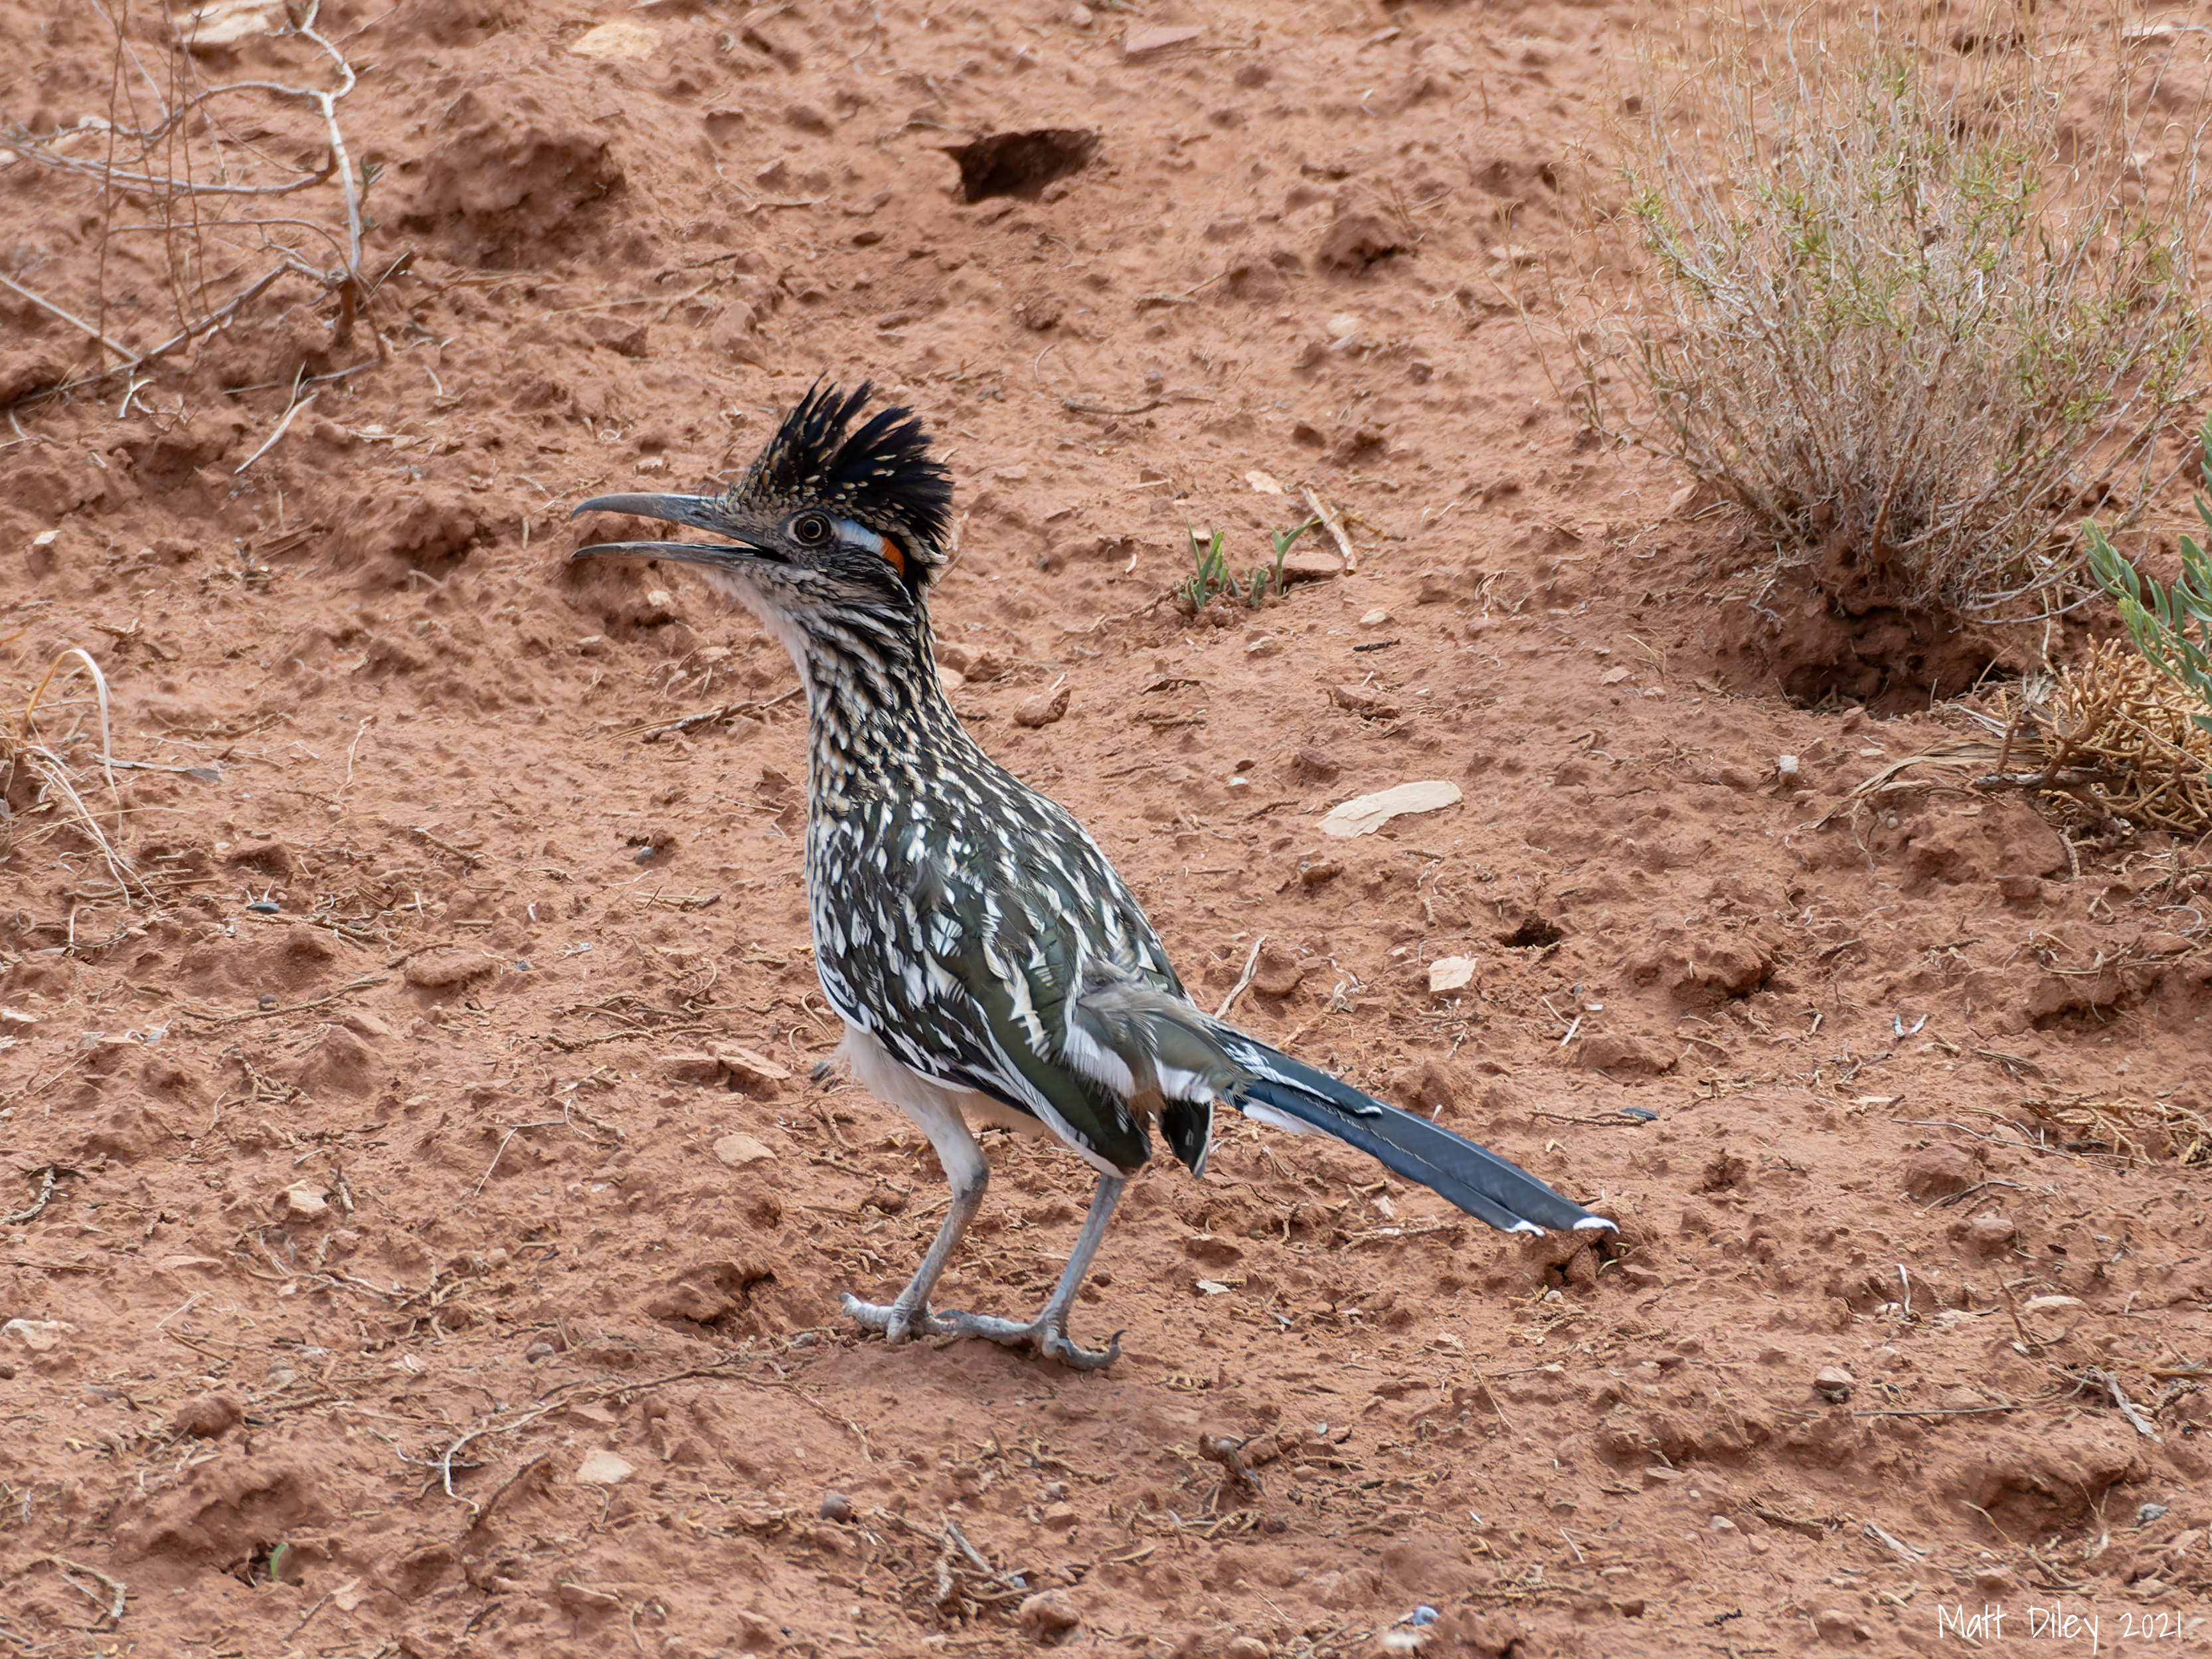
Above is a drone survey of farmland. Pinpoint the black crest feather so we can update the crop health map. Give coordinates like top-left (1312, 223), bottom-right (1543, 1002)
top-left (737, 381), bottom-right (954, 578)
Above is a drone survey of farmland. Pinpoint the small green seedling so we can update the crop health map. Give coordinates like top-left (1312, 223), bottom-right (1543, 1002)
top-left (1180, 517), bottom-right (1325, 614)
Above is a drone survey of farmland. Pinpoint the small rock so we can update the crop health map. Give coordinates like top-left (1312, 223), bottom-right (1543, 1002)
top-left (1813, 1365), bottom-right (1854, 1404)
top-left (573, 1450), bottom-right (635, 1486)
top-left (1776, 754), bottom-right (1800, 779)
top-left (1326, 683), bottom-right (1403, 722)
top-left (1124, 23), bottom-right (1202, 57)
top-left (1811, 1607), bottom-right (1870, 1644)
top-left (1277, 547), bottom-right (1345, 584)
top-left (1014, 686), bottom-right (1070, 728)
top-left (1, 1319), bottom-right (76, 1355)
top-left (1903, 1142), bottom-right (1978, 1199)
top-left (1709, 1514), bottom-right (1737, 1531)
top-left (278, 1182), bottom-right (329, 1220)
top-left (1427, 956), bottom-right (1477, 994)
top-left (714, 1133), bottom-right (778, 1168)
top-left (712, 1044), bottom-right (793, 1092)
top-left (1244, 634), bottom-right (1280, 657)
top-left (819, 1491), bottom-right (855, 1522)
top-left (1041, 1502), bottom-right (1079, 1531)
top-left (1320, 779), bottom-right (1461, 838)
top-left (1960, 1212), bottom-right (2018, 1257)
top-left (569, 19), bottom-right (659, 58)
top-left (524, 1340), bottom-right (556, 1363)
top-left (404, 949), bottom-right (495, 990)
top-left (1358, 608), bottom-right (1392, 627)
top-left (168, 1390), bottom-right (245, 1439)
top-left (1017, 1589), bottom-right (1082, 1636)
top-left (2138, 1502), bottom-right (2170, 1524)
top-left (258, 992), bottom-right (278, 1010)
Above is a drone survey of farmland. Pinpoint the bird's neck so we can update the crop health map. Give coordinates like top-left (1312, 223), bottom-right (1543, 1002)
top-left (790, 606), bottom-right (981, 808)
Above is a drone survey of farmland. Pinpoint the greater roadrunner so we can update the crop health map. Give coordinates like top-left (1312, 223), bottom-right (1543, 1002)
top-left (573, 383), bottom-right (1613, 1369)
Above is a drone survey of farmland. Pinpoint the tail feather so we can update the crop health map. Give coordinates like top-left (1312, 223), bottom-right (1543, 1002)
top-left (1219, 1033), bottom-right (1613, 1235)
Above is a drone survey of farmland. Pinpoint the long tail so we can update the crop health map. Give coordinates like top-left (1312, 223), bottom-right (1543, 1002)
top-left (1215, 1030), bottom-right (1614, 1236)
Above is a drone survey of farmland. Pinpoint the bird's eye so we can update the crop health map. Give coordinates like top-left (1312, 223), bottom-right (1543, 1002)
top-left (791, 513), bottom-right (832, 545)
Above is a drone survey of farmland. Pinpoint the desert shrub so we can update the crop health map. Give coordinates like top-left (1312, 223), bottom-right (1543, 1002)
top-left (1550, 7), bottom-right (2211, 622)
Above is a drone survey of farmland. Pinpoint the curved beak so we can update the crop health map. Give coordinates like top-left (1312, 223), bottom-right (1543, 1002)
top-left (569, 493), bottom-right (758, 567)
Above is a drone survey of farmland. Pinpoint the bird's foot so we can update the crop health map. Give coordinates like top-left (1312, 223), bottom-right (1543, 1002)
top-left (839, 1292), bottom-right (953, 1346)
top-left (941, 1308), bottom-right (1124, 1371)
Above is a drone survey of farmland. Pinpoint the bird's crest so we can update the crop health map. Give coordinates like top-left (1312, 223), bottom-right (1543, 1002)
top-left (736, 381), bottom-right (955, 582)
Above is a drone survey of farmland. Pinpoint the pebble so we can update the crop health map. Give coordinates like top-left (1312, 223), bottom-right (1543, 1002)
top-left (1124, 23), bottom-right (1201, 57)
top-left (713, 1133), bottom-right (778, 1168)
top-left (258, 993), bottom-right (278, 1009)
top-left (2139, 1502), bottom-right (2169, 1524)
top-left (2, 1319), bottom-right (74, 1355)
top-left (169, 1390), bottom-right (246, 1440)
top-left (278, 1183), bottom-right (330, 1220)
top-left (1961, 1212), bottom-right (2018, 1257)
top-left (1358, 608), bottom-right (1392, 627)
top-left (1016, 1589), bottom-right (1082, 1636)
top-left (573, 1450), bottom-right (635, 1486)
top-left (819, 1491), bottom-right (855, 1522)
top-left (1813, 1365), bottom-right (1854, 1404)
top-left (1426, 956), bottom-right (1477, 994)
top-left (1013, 685), bottom-right (1070, 728)
top-left (524, 1340), bottom-right (556, 1363)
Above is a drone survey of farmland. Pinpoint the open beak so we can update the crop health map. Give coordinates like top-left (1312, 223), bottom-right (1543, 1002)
top-left (569, 493), bottom-right (757, 567)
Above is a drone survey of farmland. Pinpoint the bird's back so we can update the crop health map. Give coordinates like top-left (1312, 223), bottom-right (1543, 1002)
top-left (806, 684), bottom-right (1190, 1172)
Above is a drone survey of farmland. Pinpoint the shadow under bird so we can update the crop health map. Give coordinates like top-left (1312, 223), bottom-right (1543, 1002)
top-left (572, 383), bottom-right (1614, 1369)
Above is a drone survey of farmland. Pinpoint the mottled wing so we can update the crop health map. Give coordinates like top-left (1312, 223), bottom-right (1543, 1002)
top-left (809, 762), bottom-right (1183, 1174)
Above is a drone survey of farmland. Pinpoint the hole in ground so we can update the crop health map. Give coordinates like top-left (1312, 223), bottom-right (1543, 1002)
top-left (943, 129), bottom-right (1099, 203)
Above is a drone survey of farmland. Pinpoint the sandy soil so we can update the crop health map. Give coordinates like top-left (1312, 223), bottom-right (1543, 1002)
top-left (3, 1), bottom-right (2211, 1656)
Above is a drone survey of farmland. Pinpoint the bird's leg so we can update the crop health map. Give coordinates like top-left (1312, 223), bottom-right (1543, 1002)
top-left (944, 1174), bottom-right (1126, 1370)
top-left (840, 1097), bottom-right (989, 1345)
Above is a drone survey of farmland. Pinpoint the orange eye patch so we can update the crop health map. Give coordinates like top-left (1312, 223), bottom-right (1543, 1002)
top-left (830, 515), bottom-right (909, 578)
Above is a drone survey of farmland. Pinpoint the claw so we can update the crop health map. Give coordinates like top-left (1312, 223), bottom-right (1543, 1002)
top-left (944, 1309), bottom-right (1122, 1370)
top-left (840, 1292), bottom-right (952, 1344)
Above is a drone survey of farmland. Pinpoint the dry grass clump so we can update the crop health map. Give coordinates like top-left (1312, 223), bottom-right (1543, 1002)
top-left (1828, 642), bottom-right (2212, 835)
top-left (1, 648), bottom-right (143, 903)
top-left (1982, 640), bottom-right (2212, 832)
top-left (1551, 5), bottom-right (2212, 621)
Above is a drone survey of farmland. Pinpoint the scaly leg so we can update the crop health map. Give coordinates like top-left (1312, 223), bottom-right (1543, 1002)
top-left (944, 1175), bottom-right (1126, 1370)
top-left (839, 1046), bottom-right (991, 1344)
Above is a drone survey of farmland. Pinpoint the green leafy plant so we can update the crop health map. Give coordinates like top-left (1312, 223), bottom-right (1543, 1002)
top-left (2086, 418), bottom-right (2212, 740)
top-left (1179, 518), bottom-right (1323, 614)
top-left (1179, 526), bottom-right (1235, 613)
top-left (1548, 7), bottom-right (2212, 620)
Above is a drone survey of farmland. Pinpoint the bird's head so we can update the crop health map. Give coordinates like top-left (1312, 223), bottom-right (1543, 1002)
top-left (569, 381), bottom-right (954, 630)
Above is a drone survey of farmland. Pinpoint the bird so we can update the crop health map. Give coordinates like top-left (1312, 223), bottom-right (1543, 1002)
top-left (571, 382), bottom-right (1614, 1369)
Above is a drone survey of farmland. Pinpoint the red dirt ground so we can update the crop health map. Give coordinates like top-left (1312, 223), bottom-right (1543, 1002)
top-left (3, 2), bottom-right (2210, 1656)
